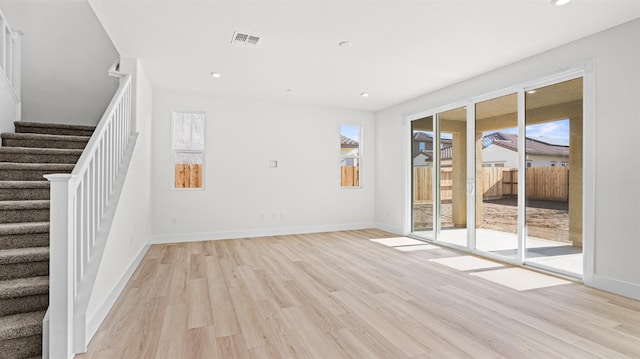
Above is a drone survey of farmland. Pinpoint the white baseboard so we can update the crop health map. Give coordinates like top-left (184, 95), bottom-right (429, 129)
top-left (85, 242), bottom-right (150, 340)
top-left (592, 274), bottom-right (640, 300)
top-left (152, 222), bottom-right (376, 244)
top-left (374, 222), bottom-right (403, 235)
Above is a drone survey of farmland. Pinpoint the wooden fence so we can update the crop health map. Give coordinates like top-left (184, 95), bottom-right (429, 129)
top-left (341, 166), bottom-right (359, 187)
top-left (175, 164), bottom-right (203, 188)
top-left (414, 166), bottom-right (569, 202)
top-left (525, 166), bottom-right (569, 201)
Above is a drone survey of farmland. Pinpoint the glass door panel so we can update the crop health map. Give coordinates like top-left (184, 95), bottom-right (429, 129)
top-left (524, 78), bottom-right (583, 277)
top-left (474, 94), bottom-right (519, 259)
top-left (411, 116), bottom-right (435, 238)
top-left (437, 107), bottom-right (467, 247)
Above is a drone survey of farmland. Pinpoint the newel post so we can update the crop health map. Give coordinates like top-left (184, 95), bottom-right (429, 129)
top-left (45, 174), bottom-right (75, 359)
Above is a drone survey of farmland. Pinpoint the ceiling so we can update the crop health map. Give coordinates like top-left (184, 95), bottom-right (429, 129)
top-left (89, 0), bottom-right (640, 112)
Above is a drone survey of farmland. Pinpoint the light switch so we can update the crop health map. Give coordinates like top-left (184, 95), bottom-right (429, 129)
top-left (270, 160), bottom-right (278, 168)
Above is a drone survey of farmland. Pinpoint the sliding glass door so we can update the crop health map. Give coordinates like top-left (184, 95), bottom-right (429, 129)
top-left (524, 78), bottom-right (583, 277)
top-left (474, 94), bottom-right (519, 260)
top-left (411, 107), bottom-right (467, 247)
top-left (437, 107), bottom-right (467, 246)
top-left (411, 116), bottom-right (435, 238)
top-left (410, 75), bottom-right (584, 279)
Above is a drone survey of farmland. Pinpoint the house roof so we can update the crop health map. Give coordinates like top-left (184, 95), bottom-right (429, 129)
top-left (484, 132), bottom-right (569, 157)
top-left (413, 132), bottom-right (453, 146)
top-left (413, 145), bottom-right (452, 162)
top-left (414, 132), bottom-right (432, 142)
top-left (341, 135), bottom-right (358, 148)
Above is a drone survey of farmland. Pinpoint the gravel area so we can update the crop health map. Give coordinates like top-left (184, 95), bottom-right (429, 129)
top-left (413, 198), bottom-right (570, 243)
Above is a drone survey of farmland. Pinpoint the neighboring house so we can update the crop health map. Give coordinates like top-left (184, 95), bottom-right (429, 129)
top-left (340, 135), bottom-right (358, 156)
top-left (414, 132), bottom-right (569, 168)
top-left (413, 132), bottom-right (453, 157)
top-left (413, 146), bottom-right (453, 167)
top-left (412, 131), bottom-right (453, 163)
top-left (482, 132), bottom-right (569, 168)
top-left (340, 135), bottom-right (359, 166)
top-left (413, 151), bottom-right (433, 167)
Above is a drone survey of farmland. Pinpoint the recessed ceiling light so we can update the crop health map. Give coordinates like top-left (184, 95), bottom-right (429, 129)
top-left (550, 0), bottom-right (571, 6)
top-left (339, 41), bottom-right (353, 48)
top-left (526, 90), bottom-right (537, 94)
top-left (360, 92), bottom-right (369, 98)
top-left (210, 72), bottom-right (221, 78)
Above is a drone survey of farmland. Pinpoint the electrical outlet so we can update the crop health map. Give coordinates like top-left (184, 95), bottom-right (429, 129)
top-left (171, 217), bottom-right (177, 224)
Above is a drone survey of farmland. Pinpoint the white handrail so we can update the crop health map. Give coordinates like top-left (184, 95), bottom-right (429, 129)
top-left (45, 62), bottom-right (134, 359)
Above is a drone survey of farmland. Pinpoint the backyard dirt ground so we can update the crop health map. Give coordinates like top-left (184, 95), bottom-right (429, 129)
top-left (413, 198), bottom-right (570, 243)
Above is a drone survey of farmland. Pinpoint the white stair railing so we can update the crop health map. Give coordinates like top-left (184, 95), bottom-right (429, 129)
top-left (45, 60), bottom-right (135, 359)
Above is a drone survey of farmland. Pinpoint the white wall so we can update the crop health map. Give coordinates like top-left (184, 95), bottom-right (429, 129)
top-left (524, 154), bottom-right (568, 168)
top-left (375, 19), bottom-right (640, 298)
top-left (0, 75), bottom-right (19, 136)
top-left (152, 90), bottom-right (375, 242)
top-left (482, 145), bottom-right (517, 168)
top-left (85, 58), bottom-right (152, 335)
top-left (0, 0), bottom-right (119, 126)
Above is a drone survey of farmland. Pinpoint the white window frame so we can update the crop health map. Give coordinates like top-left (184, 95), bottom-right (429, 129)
top-left (172, 110), bottom-right (206, 190)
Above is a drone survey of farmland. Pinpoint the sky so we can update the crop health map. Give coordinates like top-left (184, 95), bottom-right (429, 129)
top-left (341, 124), bottom-right (360, 142)
top-left (412, 119), bottom-right (571, 145)
top-left (496, 119), bottom-right (570, 145)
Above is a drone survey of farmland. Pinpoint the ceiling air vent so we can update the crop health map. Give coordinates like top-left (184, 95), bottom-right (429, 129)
top-left (231, 31), bottom-right (262, 47)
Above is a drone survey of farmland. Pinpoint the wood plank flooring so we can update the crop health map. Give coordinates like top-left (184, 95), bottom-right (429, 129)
top-left (76, 229), bottom-right (640, 358)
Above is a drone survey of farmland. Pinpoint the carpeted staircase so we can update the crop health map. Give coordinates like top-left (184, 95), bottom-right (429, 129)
top-left (0, 121), bottom-right (94, 359)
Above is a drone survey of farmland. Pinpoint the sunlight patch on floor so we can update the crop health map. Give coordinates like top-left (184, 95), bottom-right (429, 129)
top-left (394, 244), bottom-right (439, 252)
top-left (370, 237), bottom-right (425, 247)
top-left (471, 267), bottom-right (572, 291)
top-left (428, 255), bottom-right (504, 271)
top-left (369, 237), bottom-right (440, 252)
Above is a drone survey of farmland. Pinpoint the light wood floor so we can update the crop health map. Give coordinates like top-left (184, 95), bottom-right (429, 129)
top-left (77, 229), bottom-right (640, 358)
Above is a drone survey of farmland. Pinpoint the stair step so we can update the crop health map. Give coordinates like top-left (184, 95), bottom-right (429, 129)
top-left (0, 222), bottom-right (49, 237)
top-left (0, 163), bottom-right (74, 181)
top-left (0, 311), bottom-right (45, 341)
top-left (0, 276), bottom-right (48, 299)
top-left (0, 201), bottom-right (49, 224)
top-left (15, 121), bottom-right (95, 137)
top-left (0, 181), bottom-right (49, 201)
top-left (0, 247), bottom-right (49, 265)
top-left (1, 133), bottom-right (90, 149)
top-left (0, 293), bottom-right (48, 318)
top-left (0, 147), bottom-right (83, 164)
top-left (0, 334), bottom-right (43, 359)
top-left (0, 247), bottom-right (49, 281)
top-left (0, 223), bottom-right (49, 251)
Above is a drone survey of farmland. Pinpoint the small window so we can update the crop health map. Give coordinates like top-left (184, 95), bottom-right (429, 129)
top-left (340, 125), bottom-right (360, 187)
top-left (494, 163), bottom-right (505, 168)
top-left (526, 162), bottom-right (532, 168)
top-left (482, 163), bottom-right (492, 168)
top-left (173, 111), bottom-right (205, 189)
